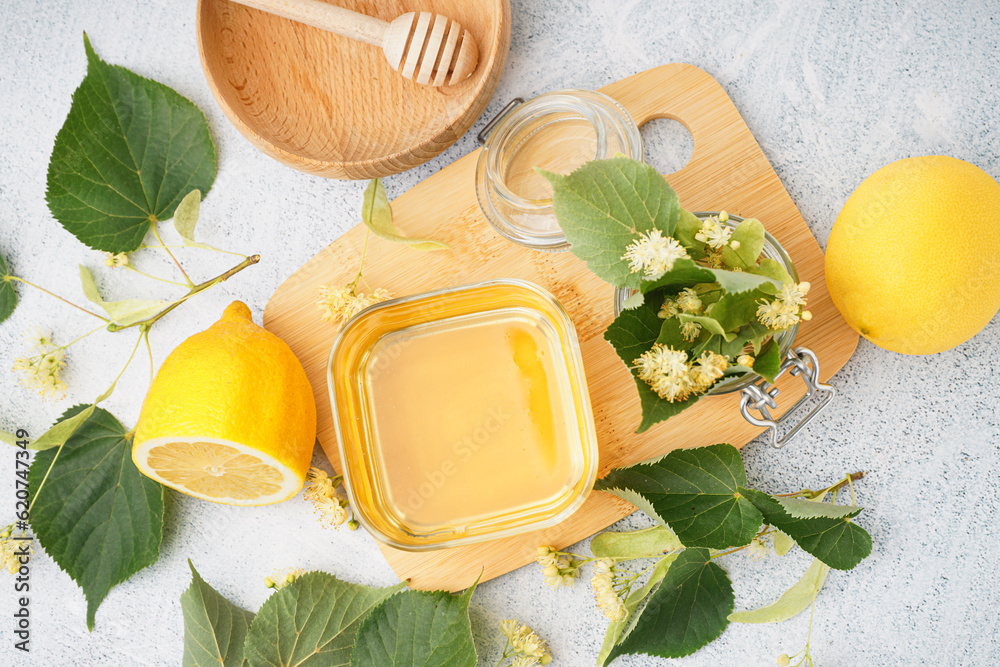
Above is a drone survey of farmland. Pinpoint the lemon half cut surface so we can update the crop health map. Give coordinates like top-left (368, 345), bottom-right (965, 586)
top-left (133, 301), bottom-right (316, 506)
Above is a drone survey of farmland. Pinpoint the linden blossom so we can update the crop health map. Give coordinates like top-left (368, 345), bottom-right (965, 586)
top-left (404, 407), bottom-right (510, 512)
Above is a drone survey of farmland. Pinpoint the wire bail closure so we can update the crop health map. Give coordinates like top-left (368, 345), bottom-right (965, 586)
top-left (739, 347), bottom-right (835, 449)
top-left (477, 97), bottom-right (525, 145)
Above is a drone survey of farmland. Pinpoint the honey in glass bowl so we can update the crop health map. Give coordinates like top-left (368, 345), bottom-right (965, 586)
top-left (328, 279), bottom-right (598, 550)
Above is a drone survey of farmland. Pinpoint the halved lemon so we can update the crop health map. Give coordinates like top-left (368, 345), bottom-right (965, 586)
top-left (133, 438), bottom-right (305, 505)
top-left (132, 302), bottom-right (316, 506)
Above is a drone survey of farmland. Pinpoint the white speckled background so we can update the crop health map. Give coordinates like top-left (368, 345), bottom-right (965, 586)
top-left (1, 0), bottom-right (999, 665)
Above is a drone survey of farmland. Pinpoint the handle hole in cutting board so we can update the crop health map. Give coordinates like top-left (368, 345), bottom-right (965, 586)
top-left (641, 118), bottom-right (694, 176)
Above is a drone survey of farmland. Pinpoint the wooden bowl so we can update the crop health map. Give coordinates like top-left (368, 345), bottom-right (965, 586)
top-left (197, 0), bottom-right (511, 179)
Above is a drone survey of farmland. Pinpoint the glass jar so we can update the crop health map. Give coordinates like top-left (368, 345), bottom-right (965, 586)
top-left (476, 90), bottom-right (643, 251)
top-left (614, 213), bottom-right (835, 448)
top-left (328, 279), bottom-right (599, 551)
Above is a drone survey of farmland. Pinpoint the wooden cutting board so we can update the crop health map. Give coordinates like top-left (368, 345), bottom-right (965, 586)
top-left (263, 63), bottom-right (859, 590)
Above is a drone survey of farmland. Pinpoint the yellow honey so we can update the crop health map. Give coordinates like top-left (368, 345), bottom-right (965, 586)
top-left (329, 280), bottom-right (598, 550)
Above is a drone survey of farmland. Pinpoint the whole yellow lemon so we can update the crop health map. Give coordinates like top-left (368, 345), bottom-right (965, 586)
top-left (825, 156), bottom-right (1000, 354)
top-left (133, 301), bottom-right (316, 505)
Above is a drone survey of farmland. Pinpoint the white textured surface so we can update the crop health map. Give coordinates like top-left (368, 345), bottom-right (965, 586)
top-left (1, 0), bottom-right (999, 665)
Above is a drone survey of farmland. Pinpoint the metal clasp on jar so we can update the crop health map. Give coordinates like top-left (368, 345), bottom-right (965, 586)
top-left (738, 347), bottom-right (835, 449)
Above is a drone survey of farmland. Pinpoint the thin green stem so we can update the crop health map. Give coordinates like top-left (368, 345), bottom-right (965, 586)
top-left (139, 243), bottom-right (247, 258)
top-left (123, 264), bottom-right (188, 288)
top-left (27, 440), bottom-right (64, 515)
top-left (143, 329), bottom-right (154, 385)
top-left (58, 323), bottom-right (109, 350)
top-left (709, 527), bottom-right (772, 560)
top-left (104, 330), bottom-right (144, 397)
top-left (9, 277), bottom-right (109, 322)
top-left (778, 472), bottom-right (866, 500)
top-left (493, 639), bottom-right (513, 667)
top-left (710, 545), bottom-right (748, 559)
top-left (152, 224), bottom-right (194, 287)
top-left (347, 229), bottom-right (372, 291)
top-left (21, 324), bottom-right (106, 364)
top-left (106, 255), bottom-right (261, 332)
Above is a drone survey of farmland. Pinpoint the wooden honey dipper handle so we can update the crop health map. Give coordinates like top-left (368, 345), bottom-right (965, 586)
top-left (227, 0), bottom-right (479, 86)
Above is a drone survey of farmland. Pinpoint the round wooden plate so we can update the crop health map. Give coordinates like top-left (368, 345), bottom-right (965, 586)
top-left (197, 0), bottom-right (510, 179)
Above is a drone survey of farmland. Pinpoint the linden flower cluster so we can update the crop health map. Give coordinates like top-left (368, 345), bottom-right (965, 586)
top-left (12, 328), bottom-right (68, 399)
top-left (622, 229), bottom-right (690, 279)
top-left (634, 344), bottom-right (728, 402)
top-left (695, 211), bottom-right (736, 250)
top-left (104, 252), bottom-right (130, 268)
top-left (264, 567), bottom-right (305, 590)
top-left (315, 284), bottom-right (392, 328)
top-left (303, 467), bottom-right (357, 530)
top-left (591, 559), bottom-right (627, 622)
top-left (0, 527), bottom-right (30, 575)
top-left (695, 212), bottom-right (746, 268)
top-left (659, 287), bottom-right (706, 342)
top-left (744, 536), bottom-right (770, 560)
top-left (499, 620), bottom-right (552, 666)
top-left (757, 282), bottom-right (812, 330)
top-left (535, 546), bottom-right (583, 589)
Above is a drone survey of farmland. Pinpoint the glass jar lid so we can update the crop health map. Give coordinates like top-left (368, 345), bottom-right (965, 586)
top-left (476, 90), bottom-right (643, 252)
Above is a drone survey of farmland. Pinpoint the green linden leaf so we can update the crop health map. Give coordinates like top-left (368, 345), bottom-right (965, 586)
top-left (46, 35), bottom-right (216, 253)
top-left (594, 444), bottom-right (764, 549)
top-left (181, 561), bottom-right (254, 667)
top-left (361, 179), bottom-right (451, 251)
top-left (29, 405), bottom-right (165, 630)
top-left (30, 403), bottom-right (97, 451)
top-left (721, 218), bottom-right (765, 270)
top-left (171, 189), bottom-right (220, 250)
top-left (740, 488), bottom-right (872, 570)
top-left (743, 320), bottom-right (774, 355)
top-left (673, 208), bottom-right (708, 259)
top-left (621, 290), bottom-right (645, 310)
top-left (677, 312), bottom-right (734, 341)
top-left (728, 557), bottom-right (829, 624)
top-left (79, 265), bottom-right (169, 325)
top-left (707, 267), bottom-right (781, 295)
top-left (656, 316), bottom-right (689, 348)
top-left (751, 257), bottom-right (793, 284)
top-left (639, 258), bottom-right (713, 295)
top-left (687, 329), bottom-right (752, 363)
top-left (776, 497), bottom-right (864, 520)
top-left (244, 572), bottom-right (405, 667)
top-left (773, 531), bottom-right (795, 556)
top-left (605, 297), bottom-right (662, 362)
top-left (597, 554), bottom-right (677, 667)
top-left (541, 156), bottom-right (680, 289)
top-left (640, 386), bottom-right (701, 434)
top-left (706, 290), bottom-right (766, 333)
top-left (590, 525), bottom-right (683, 560)
top-left (752, 338), bottom-right (782, 383)
top-left (0, 246), bottom-right (18, 323)
top-left (604, 299), bottom-right (701, 432)
top-left (607, 548), bottom-right (733, 662)
top-left (173, 189), bottom-right (201, 242)
top-left (350, 586), bottom-right (478, 667)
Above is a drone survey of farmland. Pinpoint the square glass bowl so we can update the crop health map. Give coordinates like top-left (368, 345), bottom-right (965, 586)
top-left (328, 279), bottom-right (598, 551)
